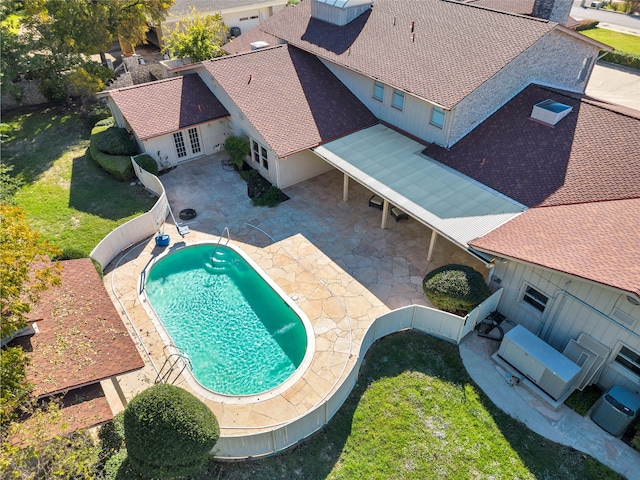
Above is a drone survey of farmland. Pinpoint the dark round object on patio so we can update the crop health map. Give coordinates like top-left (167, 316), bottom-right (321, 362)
top-left (179, 208), bottom-right (197, 221)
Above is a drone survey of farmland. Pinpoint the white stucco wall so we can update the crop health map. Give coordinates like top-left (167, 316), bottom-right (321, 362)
top-left (277, 150), bottom-right (334, 189)
top-left (490, 259), bottom-right (640, 392)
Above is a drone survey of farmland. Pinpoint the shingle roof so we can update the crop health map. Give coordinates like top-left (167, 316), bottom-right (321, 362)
top-left (464, 0), bottom-right (535, 15)
top-left (222, 26), bottom-right (282, 55)
top-left (16, 258), bottom-right (145, 398)
top-left (424, 84), bottom-right (640, 207)
top-left (469, 199), bottom-right (640, 297)
top-left (202, 45), bottom-right (377, 157)
top-left (258, 0), bottom-right (556, 108)
top-left (108, 73), bottom-right (229, 140)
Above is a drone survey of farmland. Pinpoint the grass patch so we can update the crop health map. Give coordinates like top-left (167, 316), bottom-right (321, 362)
top-left (580, 28), bottom-right (640, 55)
top-left (191, 332), bottom-right (619, 480)
top-left (1, 107), bottom-right (156, 258)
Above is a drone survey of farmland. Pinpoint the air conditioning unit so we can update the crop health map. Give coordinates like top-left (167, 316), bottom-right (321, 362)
top-left (497, 325), bottom-right (580, 401)
top-left (591, 386), bottom-right (640, 437)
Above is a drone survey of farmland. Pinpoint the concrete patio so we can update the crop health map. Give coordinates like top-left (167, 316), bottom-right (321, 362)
top-left (101, 153), bottom-right (638, 476)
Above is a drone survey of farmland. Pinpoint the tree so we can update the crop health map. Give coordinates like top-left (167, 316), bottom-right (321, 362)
top-left (1, 0), bottom-right (175, 103)
top-left (0, 203), bottom-right (61, 423)
top-left (0, 203), bottom-right (62, 339)
top-left (124, 383), bottom-right (220, 478)
top-left (162, 9), bottom-right (228, 62)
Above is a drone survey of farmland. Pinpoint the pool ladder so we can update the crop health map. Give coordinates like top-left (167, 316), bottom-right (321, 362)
top-left (210, 227), bottom-right (231, 264)
top-left (155, 344), bottom-right (192, 385)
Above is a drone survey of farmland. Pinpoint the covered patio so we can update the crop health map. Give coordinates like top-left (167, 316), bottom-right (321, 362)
top-left (313, 124), bottom-right (526, 261)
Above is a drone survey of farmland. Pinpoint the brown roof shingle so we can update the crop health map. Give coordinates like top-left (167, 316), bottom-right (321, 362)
top-left (16, 258), bottom-right (144, 398)
top-left (108, 73), bottom-right (229, 140)
top-left (203, 45), bottom-right (378, 157)
top-left (258, 0), bottom-right (556, 108)
top-left (470, 199), bottom-right (640, 297)
top-left (425, 84), bottom-right (640, 207)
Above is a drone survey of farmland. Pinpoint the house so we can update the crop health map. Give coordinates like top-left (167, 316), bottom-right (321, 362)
top-left (148, 0), bottom-right (289, 48)
top-left (8, 259), bottom-right (145, 437)
top-left (101, 0), bottom-right (639, 395)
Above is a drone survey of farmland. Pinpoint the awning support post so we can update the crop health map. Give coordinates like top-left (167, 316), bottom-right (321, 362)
top-left (343, 174), bottom-right (349, 202)
top-left (381, 200), bottom-right (389, 229)
top-left (427, 229), bottom-right (438, 261)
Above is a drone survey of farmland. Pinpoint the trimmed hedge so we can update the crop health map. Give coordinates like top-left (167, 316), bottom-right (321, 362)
top-left (93, 126), bottom-right (137, 156)
top-left (423, 264), bottom-right (491, 315)
top-left (601, 50), bottom-right (640, 70)
top-left (133, 153), bottom-right (159, 176)
top-left (575, 19), bottom-right (599, 31)
top-left (123, 384), bottom-right (219, 479)
top-left (89, 126), bottom-right (134, 180)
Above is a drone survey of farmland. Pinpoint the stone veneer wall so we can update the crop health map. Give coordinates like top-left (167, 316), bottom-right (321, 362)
top-left (448, 29), bottom-right (600, 146)
top-left (1, 80), bottom-right (49, 112)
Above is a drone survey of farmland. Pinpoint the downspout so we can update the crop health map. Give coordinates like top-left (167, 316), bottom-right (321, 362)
top-left (537, 289), bottom-right (640, 342)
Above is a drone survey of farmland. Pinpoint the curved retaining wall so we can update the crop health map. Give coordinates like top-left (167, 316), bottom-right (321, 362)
top-left (90, 159), bottom-right (168, 269)
top-left (214, 305), bottom-right (467, 458)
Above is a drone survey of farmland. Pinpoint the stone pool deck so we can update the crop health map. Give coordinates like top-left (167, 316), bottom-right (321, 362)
top-left (102, 154), bottom-right (483, 437)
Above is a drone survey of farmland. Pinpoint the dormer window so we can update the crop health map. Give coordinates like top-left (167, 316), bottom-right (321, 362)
top-left (578, 56), bottom-right (593, 82)
top-left (373, 81), bottom-right (384, 102)
top-left (392, 90), bottom-right (404, 111)
top-left (430, 106), bottom-right (445, 128)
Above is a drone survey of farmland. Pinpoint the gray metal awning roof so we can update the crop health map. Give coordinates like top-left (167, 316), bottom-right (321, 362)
top-left (313, 124), bottom-right (526, 252)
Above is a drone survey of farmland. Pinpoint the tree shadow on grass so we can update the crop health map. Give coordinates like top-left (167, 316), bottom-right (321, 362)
top-left (68, 148), bottom-right (156, 220)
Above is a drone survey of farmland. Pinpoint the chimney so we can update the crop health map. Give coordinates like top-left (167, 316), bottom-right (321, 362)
top-left (532, 0), bottom-right (573, 25)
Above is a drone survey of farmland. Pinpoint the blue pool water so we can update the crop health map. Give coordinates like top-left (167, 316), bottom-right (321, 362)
top-left (145, 244), bottom-right (308, 396)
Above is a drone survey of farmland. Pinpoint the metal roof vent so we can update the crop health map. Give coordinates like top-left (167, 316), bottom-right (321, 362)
top-left (531, 99), bottom-right (573, 126)
top-left (250, 41), bottom-right (269, 50)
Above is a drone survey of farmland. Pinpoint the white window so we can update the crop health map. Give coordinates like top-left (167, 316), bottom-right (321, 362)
top-left (578, 56), bottom-right (593, 82)
top-left (430, 106), bottom-right (445, 128)
top-left (188, 127), bottom-right (201, 154)
top-left (614, 345), bottom-right (640, 378)
top-left (173, 132), bottom-right (186, 158)
top-left (251, 139), bottom-right (269, 170)
top-left (392, 90), bottom-right (404, 110)
top-left (373, 81), bottom-right (384, 102)
top-left (521, 284), bottom-right (549, 313)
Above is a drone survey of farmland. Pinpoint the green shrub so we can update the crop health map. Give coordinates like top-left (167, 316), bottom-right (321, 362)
top-left (601, 50), bottom-right (640, 70)
top-left (99, 411), bottom-right (125, 456)
top-left (133, 153), bottom-right (158, 176)
top-left (93, 126), bottom-right (137, 156)
top-left (89, 128), bottom-right (134, 181)
top-left (101, 449), bottom-right (128, 480)
top-left (123, 384), bottom-right (220, 479)
top-left (253, 186), bottom-right (284, 207)
top-left (423, 264), bottom-right (490, 315)
top-left (564, 384), bottom-right (602, 416)
top-left (88, 106), bottom-right (111, 126)
top-left (575, 19), bottom-right (599, 31)
top-left (224, 135), bottom-right (250, 168)
top-left (95, 116), bottom-right (115, 127)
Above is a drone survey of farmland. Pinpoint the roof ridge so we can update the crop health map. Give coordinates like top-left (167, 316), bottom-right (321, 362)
top-left (204, 43), bottom-right (286, 63)
top-left (530, 197), bottom-right (640, 210)
top-left (536, 84), bottom-right (640, 120)
top-left (440, 0), bottom-right (554, 24)
top-left (106, 74), bottom-right (187, 94)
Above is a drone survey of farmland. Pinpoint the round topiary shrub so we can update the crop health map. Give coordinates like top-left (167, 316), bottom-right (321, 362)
top-left (423, 264), bottom-right (491, 315)
top-left (94, 126), bottom-right (137, 156)
top-left (134, 153), bottom-right (159, 176)
top-left (123, 384), bottom-right (220, 479)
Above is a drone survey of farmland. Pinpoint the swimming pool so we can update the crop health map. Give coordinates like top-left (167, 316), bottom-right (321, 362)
top-left (144, 243), bottom-right (313, 397)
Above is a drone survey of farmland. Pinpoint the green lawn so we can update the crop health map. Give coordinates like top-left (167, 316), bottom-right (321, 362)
top-left (0, 107), bottom-right (156, 259)
top-left (192, 332), bottom-right (619, 480)
top-left (580, 28), bottom-right (640, 55)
